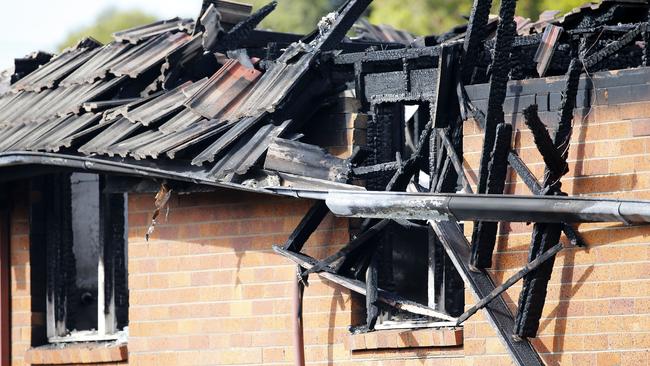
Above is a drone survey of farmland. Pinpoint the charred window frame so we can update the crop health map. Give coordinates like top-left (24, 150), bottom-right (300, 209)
top-left (352, 101), bottom-right (464, 331)
top-left (30, 173), bottom-right (128, 343)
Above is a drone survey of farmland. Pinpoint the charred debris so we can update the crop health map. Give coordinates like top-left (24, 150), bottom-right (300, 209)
top-left (3, 0), bottom-right (650, 365)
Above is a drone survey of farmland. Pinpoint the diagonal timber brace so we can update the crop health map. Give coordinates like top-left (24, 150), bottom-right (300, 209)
top-left (430, 219), bottom-right (544, 366)
top-left (273, 246), bottom-right (457, 322)
top-left (462, 90), bottom-right (586, 247)
top-left (301, 219), bottom-right (390, 276)
top-left (457, 242), bottom-right (564, 325)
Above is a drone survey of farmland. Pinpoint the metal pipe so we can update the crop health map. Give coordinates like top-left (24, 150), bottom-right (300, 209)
top-left (324, 191), bottom-right (650, 224)
top-left (291, 267), bottom-right (306, 366)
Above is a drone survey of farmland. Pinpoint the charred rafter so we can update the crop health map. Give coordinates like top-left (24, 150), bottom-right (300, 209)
top-left (470, 0), bottom-right (517, 270)
top-left (515, 52), bottom-right (583, 339)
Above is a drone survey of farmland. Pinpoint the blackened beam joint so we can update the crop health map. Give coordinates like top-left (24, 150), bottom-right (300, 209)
top-left (461, 94), bottom-right (586, 247)
top-left (437, 129), bottom-right (473, 193)
top-left (458, 242), bottom-right (564, 325)
top-left (301, 219), bottom-right (390, 276)
top-left (507, 153), bottom-right (585, 247)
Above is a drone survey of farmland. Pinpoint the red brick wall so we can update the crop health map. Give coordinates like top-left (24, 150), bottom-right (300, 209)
top-left (10, 185), bottom-right (31, 366)
top-left (126, 190), bottom-right (465, 365)
top-left (461, 100), bottom-right (650, 365)
top-left (6, 85), bottom-right (650, 365)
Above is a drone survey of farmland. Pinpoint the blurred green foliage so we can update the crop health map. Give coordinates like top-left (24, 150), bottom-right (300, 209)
top-left (248, 0), bottom-right (345, 34)
top-left (57, 8), bottom-right (157, 51)
top-left (57, 0), bottom-right (598, 51)
top-left (248, 0), bottom-right (598, 36)
top-left (367, 0), bottom-right (598, 35)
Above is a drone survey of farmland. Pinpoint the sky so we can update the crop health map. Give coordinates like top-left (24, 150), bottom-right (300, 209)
top-left (0, 0), bottom-right (199, 69)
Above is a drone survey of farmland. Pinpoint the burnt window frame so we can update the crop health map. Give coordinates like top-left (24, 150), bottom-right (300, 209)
top-left (350, 100), bottom-right (464, 331)
top-left (30, 173), bottom-right (128, 344)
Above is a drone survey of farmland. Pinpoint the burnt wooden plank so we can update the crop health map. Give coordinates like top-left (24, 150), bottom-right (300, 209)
top-left (470, 122), bottom-right (513, 269)
top-left (430, 220), bottom-right (544, 366)
top-left (282, 201), bottom-right (330, 252)
top-left (432, 44), bottom-right (461, 129)
top-left (264, 138), bottom-right (350, 182)
top-left (515, 54), bottom-right (582, 339)
top-left (523, 105), bottom-right (567, 178)
top-left (302, 219), bottom-right (390, 276)
top-left (273, 246), bottom-right (456, 321)
top-left (458, 242), bottom-right (564, 325)
top-left (476, 0), bottom-right (516, 196)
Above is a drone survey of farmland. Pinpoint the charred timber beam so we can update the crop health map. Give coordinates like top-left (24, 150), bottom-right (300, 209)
top-left (318, 0), bottom-right (373, 52)
top-left (523, 105), bottom-right (568, 178)
top-left (514, 53), bottom-right (583, 339)
top-left (282, 202), bottom-right (330, 252)
top-left (457, 242), bottom-right (564, 325)
top-left (433, 44), bottom-right (461, 129)
top-left (583, 23), bottom-right (646, 69)
top-left (505, 153), bottom-right (584, 247)
top-left (323, 191), bottom-right (650, 225)
top-left (470, 122), bottom-right (513, 269)
top-left (273, 246), bottom-right (457, 322)
top-left (216, 1), bottom-right (278, 52)
top-left (302, 219), bottom-right (390, 276)
top-left (476, 0), bottom-right (517, 196)
top-left (461, 0), bottom-right (494, 84)
top-left (470, 0), bottom-right (517, 270)
top-left (437, 129), bottom-right (472, 193)
top-left (429, 219), bottom-right (544, 366)
top-left (352, 161), bottom-right (400, 176)
top-left (463, 96), bottom-right (586, 247)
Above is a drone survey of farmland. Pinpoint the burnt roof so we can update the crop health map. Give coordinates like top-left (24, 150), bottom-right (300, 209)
top-left (0, 0), bottom-right (648, 195)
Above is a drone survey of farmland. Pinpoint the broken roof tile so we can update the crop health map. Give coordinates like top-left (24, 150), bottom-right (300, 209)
top-left (113, 17), bottom-right (195, 44)
top-left (110, 32), bottom-right (194, 78)
top-left (60, 42), bottom-right (132, 86)
top-left (78, 117), bottom-right (143, 155)
top-left (12, 45), bottom-right (101, 92)
top-left (124, 79), bottom-right (207, 126)
top-left (185, 60), bottom-right (262, 119)
top-left (127, 119), bottom-right (226, 160)
top-left (158, 108), bottom-right (205, 134)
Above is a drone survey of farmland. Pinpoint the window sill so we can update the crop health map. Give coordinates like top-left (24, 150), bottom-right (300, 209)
top-left (348, 327), bottom-right (462, 351)
top-left (25, 342), bottom-right (127, 365)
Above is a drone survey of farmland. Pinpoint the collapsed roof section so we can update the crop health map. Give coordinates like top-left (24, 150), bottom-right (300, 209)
top-left (3, 0), bottom-right (650, 365)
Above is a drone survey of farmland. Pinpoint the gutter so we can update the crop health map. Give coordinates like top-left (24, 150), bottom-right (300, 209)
top-left (3, 152), bottom-right (650, 225)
